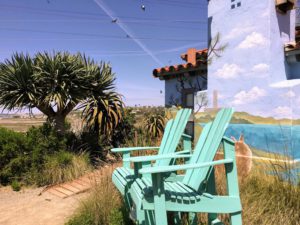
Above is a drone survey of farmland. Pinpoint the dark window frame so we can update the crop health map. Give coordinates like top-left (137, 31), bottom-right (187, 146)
top-left (182, 88), bottom-right (196, 110)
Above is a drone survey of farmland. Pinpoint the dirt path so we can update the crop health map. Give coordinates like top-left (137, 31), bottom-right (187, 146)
top-left (0, 186), bottom-right (87, 225)
top-left (0, 164), bottom-right (120, 225)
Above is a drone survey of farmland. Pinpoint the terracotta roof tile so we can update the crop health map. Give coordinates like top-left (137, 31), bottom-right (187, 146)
top-left (153, 48), bottom-right (207, 78)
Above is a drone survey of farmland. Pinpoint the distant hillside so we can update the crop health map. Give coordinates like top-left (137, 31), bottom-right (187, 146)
top-left (196, 111), bottom-right (300, 125)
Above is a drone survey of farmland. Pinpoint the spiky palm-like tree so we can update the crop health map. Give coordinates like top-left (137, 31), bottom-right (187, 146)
top-left (81, 91), bottom-right (123, 139)
top-left (0, 52), bottom-right (121, 134)
top-left (79, 63), bottom-right (123, 156)
top-left (144, 113), bottom-right (165, 138)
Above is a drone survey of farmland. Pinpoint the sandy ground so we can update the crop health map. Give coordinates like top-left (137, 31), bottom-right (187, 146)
top-left (0, 186), bottom-right (87, 225)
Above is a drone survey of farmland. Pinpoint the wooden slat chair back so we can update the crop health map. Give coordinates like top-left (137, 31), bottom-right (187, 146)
top-left (156, 108), bottom-right (191, 166)
top-left (130, 108), bottom-right (241, 225)
top-left (182, 108), bottom-right (234, 191)
top-left (111, 108), bottom-right (191, 197)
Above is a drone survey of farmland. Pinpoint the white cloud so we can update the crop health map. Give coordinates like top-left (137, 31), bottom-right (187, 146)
top-left (224, 26), bottom-right (254, 40)
top-left (282, 90), bottom-right (296, 98)
top-left (238, 32), bottom-right (268, 49)
top-left (273, 106), bottom-right (293, 119)
top-left (251, 63), bottom-right (270, 74)
top-left (261, 10), bottom-right (269, 18)
top-left (270, 79), bottom-right (300, 88)
top-left (214, 63), bottom-right (244, 79)
top-left (232, 86), bottom-right (267, 105)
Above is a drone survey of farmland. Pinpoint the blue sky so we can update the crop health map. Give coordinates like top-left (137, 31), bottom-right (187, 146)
top-left (0, 0), bottom-right (207, 108)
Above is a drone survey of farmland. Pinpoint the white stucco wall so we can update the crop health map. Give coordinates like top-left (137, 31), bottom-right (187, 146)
top-left (208, 0), bottom-right (300, 120)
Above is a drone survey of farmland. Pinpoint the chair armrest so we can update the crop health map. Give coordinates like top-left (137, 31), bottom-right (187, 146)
top-left (111, 146), bottom-right (160, 153)
top-left (123, 153), bottom-right (193, 163)
top-left (182, 133), bottom-right (192, 139)
top-left (139, 159), bottom-right (233, 174)
top-left (175, 150), bottom-right (191, 155)
top-left (222, 136), bottom-right (235, 145)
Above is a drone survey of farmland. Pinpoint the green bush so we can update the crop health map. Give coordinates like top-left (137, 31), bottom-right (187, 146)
top-left (0, 123), bottom-right (92, 186)
top-left (66, 213), bottom-right (94, 225)
top-left (0, 127), bottom-right (29, 184)
top-left (11, 180), bottom-right (21, 191)
top-left (35, 151), bottom-right (91, 186)
top-left (110, 108), bottom-right (136, 148)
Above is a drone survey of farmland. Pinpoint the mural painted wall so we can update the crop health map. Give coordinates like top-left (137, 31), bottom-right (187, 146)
top-left (208, 0), bottom-right (300, 169)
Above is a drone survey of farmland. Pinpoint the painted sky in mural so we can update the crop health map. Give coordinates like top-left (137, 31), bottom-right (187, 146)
top-left (208, 0), bottom-right (300, 120)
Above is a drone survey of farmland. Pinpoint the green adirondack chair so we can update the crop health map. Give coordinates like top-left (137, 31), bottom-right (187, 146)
top-left (128, 108), bottom-right (242, 225)
top-left (111, 108), bottom-right (192, 198)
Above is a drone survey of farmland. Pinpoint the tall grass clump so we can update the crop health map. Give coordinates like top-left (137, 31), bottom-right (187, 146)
top-left (66, 167), bottom-right (134, 225)
top-left (240, 169), bottom-right (300, 225)
top-left (36, 151), bottom-right (91, 186)
top-left (194, 159), bottom-right (300, 225)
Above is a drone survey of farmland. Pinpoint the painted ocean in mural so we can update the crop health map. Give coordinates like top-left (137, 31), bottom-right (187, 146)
top-left (225, 124), bottom-right (300, 159)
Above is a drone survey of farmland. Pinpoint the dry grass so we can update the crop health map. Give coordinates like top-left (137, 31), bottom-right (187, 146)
top-left (0, 118), bottom-right (45, 132)
top-left (38, 151), bottom-right (92, 186)
top-left (67, 160), bottom-right (300, 225)
top-left (240, 171), bottom-right (300, 225)
top-left (195, 160), bottom-right (300, 225)
top-left (66, 165), bottom-right (133, 225)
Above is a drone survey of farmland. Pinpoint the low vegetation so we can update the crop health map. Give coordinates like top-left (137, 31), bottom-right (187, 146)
top-left (66, 167), bottom-right (134, 225)
top-left (1, 101), bottom-right (299, 224)
top-left (0, 106), bottom-right (137, 187)
top-left (0, 124), bottom-right (93, 187)
top-left (35, 151), bottom-right (91, 186)
top-left (66, 163), bottom-right (300, 225)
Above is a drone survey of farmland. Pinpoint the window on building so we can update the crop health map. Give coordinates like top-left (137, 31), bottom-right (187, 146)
top-left (231, 1), bottom-right (241, 9)
top-left (182, 89), bottom-right (195, 109)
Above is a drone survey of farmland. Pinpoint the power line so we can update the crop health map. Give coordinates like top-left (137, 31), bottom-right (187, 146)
top-left (132, 0), bottom-right (205, 8)
top-left (0, 27), bottom-right (204, 42)
top-left (0, 42), bottom-right (206, 57)
top-left (0, 4), bottom-right (205, 24)
top-left (0, 19), bottom-right (205, 30)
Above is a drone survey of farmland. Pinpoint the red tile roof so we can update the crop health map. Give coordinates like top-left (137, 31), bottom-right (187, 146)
top-left (153, 48), bottom-right (207, 78)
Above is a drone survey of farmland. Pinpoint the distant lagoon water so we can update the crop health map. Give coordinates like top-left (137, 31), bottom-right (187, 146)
top-left (224, 124), bottom-right (300, 160)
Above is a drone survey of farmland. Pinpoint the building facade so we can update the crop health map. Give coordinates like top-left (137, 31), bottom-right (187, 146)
top-left (208, 0), bottom-right (300, 163)
top-left (153, 48), bottom-right (207, 137)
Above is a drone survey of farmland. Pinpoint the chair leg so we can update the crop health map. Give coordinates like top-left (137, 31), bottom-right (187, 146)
top-left (124, 192), bottom-right (132, 209)
top-left (152, 174), bottom-right (168, 225)
top-left (173, 212), bottom-right (181, 225)
top-left (145, 210), bottom-right (156, 225)
top-left (223, 140), bottom-right (243, 225)
top-left (207, 168), bottom-right (219, 225)
top-left (208, 213), bottom-right (219, 224)
top-left (189, 212), bottom-right (198, 225)
top-left (230, 212), bottom-right (242, 225)
top-left (136, 208), bottom-right (145, 225)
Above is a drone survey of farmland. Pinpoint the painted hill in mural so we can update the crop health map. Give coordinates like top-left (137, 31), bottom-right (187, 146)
top-left (196, 111), bottom-right (300, 125)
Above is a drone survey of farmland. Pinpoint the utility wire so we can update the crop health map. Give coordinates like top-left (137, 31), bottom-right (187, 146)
top-left (0, 27), bottom-right (204, 42)
top-left (0, 20), bottom-right (204, 31)
top-left (131, 0), bottom-right (205, 8)
top-left (0, 4), bottom-right (205, 24)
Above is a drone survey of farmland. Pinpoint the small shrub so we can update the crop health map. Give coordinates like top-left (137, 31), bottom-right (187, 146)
top-left (66, 168), bottom-right (134, 225)
top-left (66, 213), bottom-right (94, 225)
top-left (26, 123), bottom-right (70, 173)
top-left (0, 127), bottom-right (29, 185)
top-left (35, 151), bottom-right (91, 186)
top-left (11, 180), bottom-right (21, 191)
top-left (111, 108), bottom-right (136, 148)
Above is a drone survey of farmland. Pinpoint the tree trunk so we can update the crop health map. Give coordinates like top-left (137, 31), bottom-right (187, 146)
top-left (49, 114), bottom-right (66, 134)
